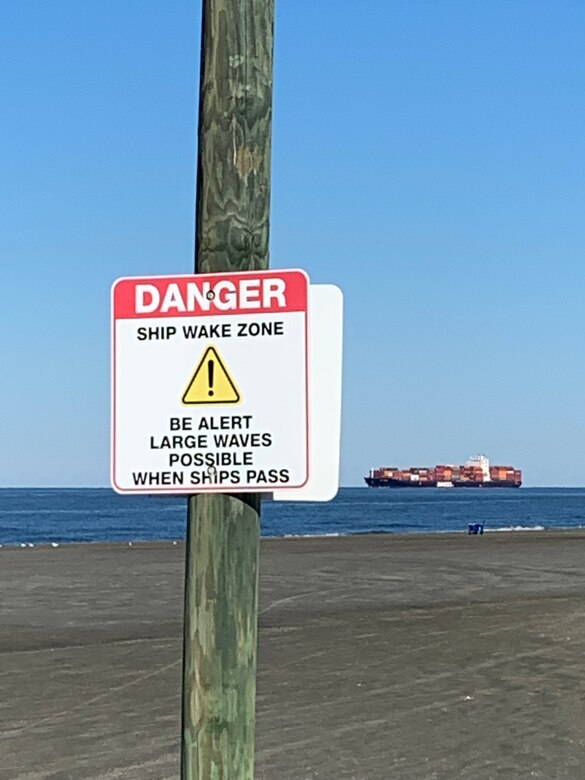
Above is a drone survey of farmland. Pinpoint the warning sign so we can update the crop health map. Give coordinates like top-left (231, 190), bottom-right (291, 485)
top-left (111, 269), bottom-right (309, 494)
top-left (182, 345), bottom-right (241, 405)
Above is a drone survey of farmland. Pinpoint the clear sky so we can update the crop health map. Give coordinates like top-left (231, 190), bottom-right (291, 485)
top-left (2, 1), bottom-right (584, 487)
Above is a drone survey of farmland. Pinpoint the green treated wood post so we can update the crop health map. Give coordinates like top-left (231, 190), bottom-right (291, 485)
top-left (181, 1), bottom-right (274, 778)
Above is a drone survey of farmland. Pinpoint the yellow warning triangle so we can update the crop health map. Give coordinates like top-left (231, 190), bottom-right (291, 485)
top-left (182, 345), bottom-right (241, 405)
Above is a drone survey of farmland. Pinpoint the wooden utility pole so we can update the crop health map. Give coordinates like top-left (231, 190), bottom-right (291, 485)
top-left (181, 1), bottom-right (274, 778)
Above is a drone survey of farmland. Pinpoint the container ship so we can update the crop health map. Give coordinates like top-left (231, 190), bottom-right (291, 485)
top-left (365, 455), bottom-right (522, 488)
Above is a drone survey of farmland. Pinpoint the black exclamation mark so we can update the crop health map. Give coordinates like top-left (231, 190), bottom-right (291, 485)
top-left (208, 359), bottom-right (215, 397)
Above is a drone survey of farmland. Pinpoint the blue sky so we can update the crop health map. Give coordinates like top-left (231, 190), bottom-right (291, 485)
top-left (2, 1), bottom-right (584, 487)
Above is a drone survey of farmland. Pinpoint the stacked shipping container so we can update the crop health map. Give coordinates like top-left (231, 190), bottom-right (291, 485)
top-left (366, 457), bottom-right (522, 488)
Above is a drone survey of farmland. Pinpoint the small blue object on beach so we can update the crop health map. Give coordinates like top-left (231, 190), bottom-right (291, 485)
top-left (468, 523), bottom-right (484, 535)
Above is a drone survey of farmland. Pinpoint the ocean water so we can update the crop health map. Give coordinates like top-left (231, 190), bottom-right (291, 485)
top-left (0, 487), bottom-right (584, 546)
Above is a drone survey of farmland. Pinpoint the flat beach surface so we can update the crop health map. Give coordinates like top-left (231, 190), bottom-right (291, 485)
top-left (2, 531), bottom-right (585, 779)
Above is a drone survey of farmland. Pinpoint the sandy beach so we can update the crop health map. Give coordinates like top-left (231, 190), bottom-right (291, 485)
top-left (2, 531), bottom-right (585, 779)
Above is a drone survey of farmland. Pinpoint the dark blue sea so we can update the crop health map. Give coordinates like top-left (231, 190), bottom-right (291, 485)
top-left (0, 487), bottom-right (585, 546)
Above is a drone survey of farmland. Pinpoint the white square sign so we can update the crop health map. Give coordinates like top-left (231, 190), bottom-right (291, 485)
top-left (112, 270), bottom-right (309, 494)
top-left (275, 284), bottom-right (343, 502)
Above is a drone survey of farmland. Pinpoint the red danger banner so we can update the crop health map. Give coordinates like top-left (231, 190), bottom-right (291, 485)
top-left (113, 270), bottom-right (308, 319)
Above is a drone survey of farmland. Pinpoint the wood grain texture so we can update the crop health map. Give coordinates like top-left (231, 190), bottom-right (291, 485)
top-left (183, 494), bottom-right (261, 779)
top-left (195, 0), bottom-right (274, 274)
top-left (182, 0), bottom-right (274, 778)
